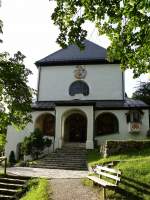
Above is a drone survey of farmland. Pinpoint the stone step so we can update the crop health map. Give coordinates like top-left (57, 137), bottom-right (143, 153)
top-left (32, 162), bottom-right (87, 166)
top-left (0, 175), bottom-right (31, 200)
top-left (0, 194), bottom-right (15, 199)
top-left (35, 163), bottom-right (87, 168)
top-left (57, 148), bottom-right (86, 151)
top-left (33, 161), bottom-right (87, 165)
top-left (0, 182), bottom-right (24, 190)
top-left (41, 158), bottom-right (86, 162)
top-left (51, 152), bottom-right (86, 155)
top-left (30, 145), bottom-right (87, 170)
top-left (0, 177), bottom-right (26, 184)
top-left (0, 188), bottom-right (18, 196)
top-left (37, 158), bottom-right (86, 163)
top-left (37, 162), bottom-right (86, 166)
top-left (31, 165), bottom-right (87, 170)
top-left (55, 153), bottom-right (87, 156)
top-left (41, 157), bottom-right (86, 160)
top-left (47, 157), bottom-right (86, 160)
top-left (37, 161), bottom-right (86, 165)
top-left (62, 142), bottom-right (86, 148)
top-left (55, 147), bottom-right (86, 150)
top-left (48, 155), bottom-right (86, 159)
top-left (60, 149), bottom-right (86, 152)
top-left (43, 156), bottom-right (86, 159)
top-left (5, 174), bottom-right (31, 181)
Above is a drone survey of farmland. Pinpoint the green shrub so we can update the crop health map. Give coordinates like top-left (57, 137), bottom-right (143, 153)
top-left (15, 160), bottom-right (29, 167)
top-left (30, 129), bottom-right (45, 159)
top-left (30, 128), bottom-right (44, 150)
top-left (21, 137), bottom-right (32, 156)
top-left (9, 151), bottom-right (16, 166)
top-left (21, 129), bottom-right (51, 159)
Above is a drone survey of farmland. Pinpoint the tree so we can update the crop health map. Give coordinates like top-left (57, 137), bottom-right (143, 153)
top-left (0, 51), bottom-right (33, 133)
top-left (132, 81), bottom-right (150, 105)
top-left (51, 0), bottom-right (150, 77)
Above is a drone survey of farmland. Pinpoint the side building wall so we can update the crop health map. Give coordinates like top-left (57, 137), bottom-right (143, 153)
top-left (95, 109), bottom-right (149, 145)
top-left (5, 111), bottom-right (55, 159)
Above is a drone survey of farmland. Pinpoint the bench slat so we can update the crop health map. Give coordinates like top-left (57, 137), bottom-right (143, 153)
top-left (95, 169), bottom-right (121, 181)
top-left (96, 165), bottom-right (121, 175)
top-left (87, 176), bottom-right (116, 187)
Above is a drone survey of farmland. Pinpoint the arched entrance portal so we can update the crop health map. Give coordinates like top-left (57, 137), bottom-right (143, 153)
top-left (64, 113), bottom-right (87, 143)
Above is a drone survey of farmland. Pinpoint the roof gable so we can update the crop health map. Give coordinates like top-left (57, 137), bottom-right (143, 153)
top-left (35, 39), bottom-right (113, 67)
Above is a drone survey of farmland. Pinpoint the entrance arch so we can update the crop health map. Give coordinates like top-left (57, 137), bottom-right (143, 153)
top-left (64, 112), bottom-right (87, 143)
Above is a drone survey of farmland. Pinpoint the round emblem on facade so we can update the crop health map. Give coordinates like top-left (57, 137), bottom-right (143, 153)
top-left (74, 65), bottom-right (87, 79)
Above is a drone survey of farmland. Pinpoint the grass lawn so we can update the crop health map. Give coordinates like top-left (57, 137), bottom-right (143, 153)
top-left (20, 178), bottom-right (52, 200)
top-left (87, 147), bottom-right (150, 200)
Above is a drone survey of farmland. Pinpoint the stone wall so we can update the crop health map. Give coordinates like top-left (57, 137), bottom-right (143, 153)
top-left (102, 140), bottom-right (150, 157)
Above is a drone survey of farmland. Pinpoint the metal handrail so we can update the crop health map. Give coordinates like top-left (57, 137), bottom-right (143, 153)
top-left (0, 156), bottom-right (7, 175)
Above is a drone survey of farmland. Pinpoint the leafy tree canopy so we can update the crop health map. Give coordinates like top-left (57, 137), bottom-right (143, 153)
top-left (0, 51), bottom-right (33, 133)
top-left (132, 81), bottom-right (150, 105)
top-left (52, 0), bottom-right (150, 77)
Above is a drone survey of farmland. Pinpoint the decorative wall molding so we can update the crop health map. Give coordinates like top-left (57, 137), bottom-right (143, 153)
top-left (74, 65), bottom-right (87, 79)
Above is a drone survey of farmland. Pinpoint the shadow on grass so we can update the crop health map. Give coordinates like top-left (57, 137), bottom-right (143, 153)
top-left (113, 175), bottom-right (150, 200)
top-left (122, 175), bottom-right (150, 189)
top-left (114, 187), bottom-right (143, 200)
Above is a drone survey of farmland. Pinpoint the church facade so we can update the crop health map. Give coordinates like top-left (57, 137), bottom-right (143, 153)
top-left (5, 40), bottom-right (149, 158)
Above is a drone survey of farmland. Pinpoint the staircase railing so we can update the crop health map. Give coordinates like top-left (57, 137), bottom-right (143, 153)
top-left (0, 156), bottom-right (7, 175)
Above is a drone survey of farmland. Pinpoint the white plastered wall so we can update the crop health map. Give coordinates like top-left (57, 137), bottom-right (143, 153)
top-left (55, 106), bottom-right (94, 149)
top-left (38, 64), bottom-right (124, 101)
top-left (5, 110), bottom-right (55, 159)
top-left (94, 109), bottom-right (149, 145)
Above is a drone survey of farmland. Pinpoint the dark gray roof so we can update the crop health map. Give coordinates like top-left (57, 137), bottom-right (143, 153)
top-left (96, 99), bottom-right (149, 109)
top-left (35, 39), bottom-right (118, 66)
top-left (32, 101), bottom-right (55, 110)
top-left (32, 99), bottom-right (149, 110)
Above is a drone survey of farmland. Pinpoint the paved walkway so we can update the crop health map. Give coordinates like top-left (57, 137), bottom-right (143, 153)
top-left (50, 179), bottom-right (99, 200)
top-left (7, 167), bottom-right (88, 178)
top-left (8, 167), bottom-right (100, 200)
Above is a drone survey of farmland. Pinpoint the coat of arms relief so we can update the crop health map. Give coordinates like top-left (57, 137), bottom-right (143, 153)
top-left (74, 65), bottom-right (87, 79)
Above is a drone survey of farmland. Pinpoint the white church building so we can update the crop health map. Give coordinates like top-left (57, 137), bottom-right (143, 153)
top-left (5, 40), bottom-right (149, 158)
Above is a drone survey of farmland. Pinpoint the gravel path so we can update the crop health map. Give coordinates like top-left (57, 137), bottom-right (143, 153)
top-left (50, 178), bottom-right (99, 200)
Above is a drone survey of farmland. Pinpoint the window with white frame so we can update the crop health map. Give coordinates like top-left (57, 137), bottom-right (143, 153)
top-left (126, 110), bottom-right (143, 123)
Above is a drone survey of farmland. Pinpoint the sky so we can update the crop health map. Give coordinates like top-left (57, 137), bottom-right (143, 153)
top-left (0, 0), bottom-right (149, 97)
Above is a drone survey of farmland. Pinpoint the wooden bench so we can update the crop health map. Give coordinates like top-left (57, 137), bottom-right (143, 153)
top-left (87, 165), bottom-right (121, 199)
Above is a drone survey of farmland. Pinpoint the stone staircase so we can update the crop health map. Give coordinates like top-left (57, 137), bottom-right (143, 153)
top-left (31, 143), bottom-right (87, 170)
top-left (0, 174), bottom-right (30, 199)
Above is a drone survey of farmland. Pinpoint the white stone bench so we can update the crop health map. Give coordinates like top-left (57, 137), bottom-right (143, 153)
top-left (87, 165), bottom-right (121, 199)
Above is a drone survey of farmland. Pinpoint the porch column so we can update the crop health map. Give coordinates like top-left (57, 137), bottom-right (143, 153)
top-left (86, 107), bottom-right (94, 149)
top-left (54, 108), bottom-right (63, 149)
